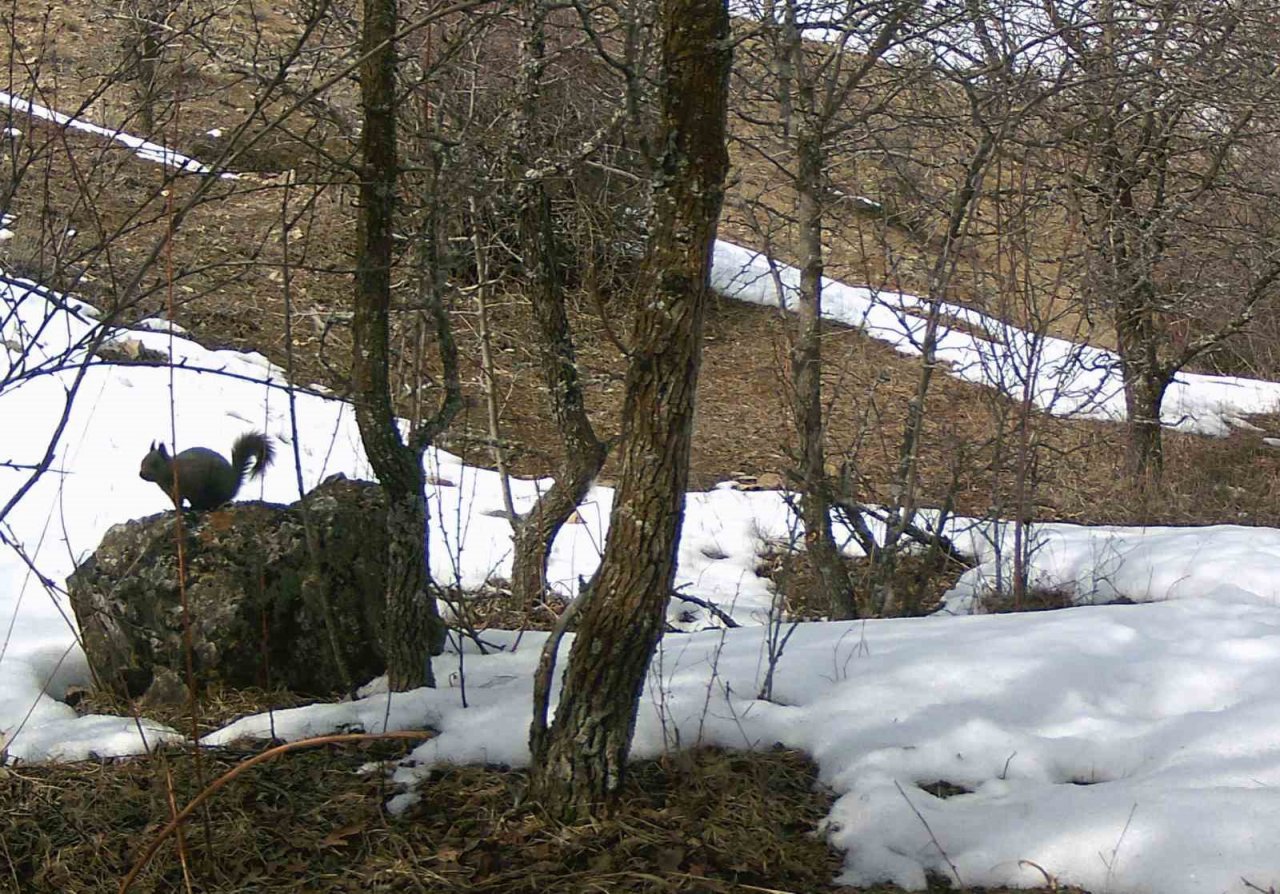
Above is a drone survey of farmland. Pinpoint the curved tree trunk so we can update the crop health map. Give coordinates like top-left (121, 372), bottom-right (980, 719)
top-left (508, 242), bottom-right (607, 606)
top-left (508, 23), bottom-right (606, 605)
top-left (526, 0), bottom-right (731, 818)
top-left (352, 0), bottom-right (454, 690)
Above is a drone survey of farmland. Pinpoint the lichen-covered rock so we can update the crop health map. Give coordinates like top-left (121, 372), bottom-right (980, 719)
top-left (68, 475), bottom-right (399, 702)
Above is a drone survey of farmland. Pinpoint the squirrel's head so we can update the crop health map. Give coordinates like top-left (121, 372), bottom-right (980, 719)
top-left (139, 441), bottom-right (169, 482)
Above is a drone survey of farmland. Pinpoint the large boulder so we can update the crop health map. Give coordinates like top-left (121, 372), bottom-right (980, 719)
top-left (68, 475), bottom-right (405, 703)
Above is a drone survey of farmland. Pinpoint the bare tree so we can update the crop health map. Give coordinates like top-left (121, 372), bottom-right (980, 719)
top-left (527, 0), bottom-right (731, 816)
top-left (352, 0), bottom-right (460, 691)
top-left (829, 3), bottom-right (1047, 616)
top-left (1043, 0), bottom-right (1280, 484)
top-left (734, 0), bottom-right (920, 618)
top-left (117, 0), bottom-right (176, 136)
top-left (392, 1), bottom-right (647, 614)
top-left (505, 0), bottom-right (614, 610)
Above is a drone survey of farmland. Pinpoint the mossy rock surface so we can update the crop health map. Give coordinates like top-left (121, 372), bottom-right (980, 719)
top-left (68, 476), bottom-right (393, 701)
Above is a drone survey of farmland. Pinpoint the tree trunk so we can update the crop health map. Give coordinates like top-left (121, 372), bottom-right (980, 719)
top-left (510, 184), bottom-right (607, 606)
top-left (1121, 360), bottom-right (1169, 486)
top-left (352, 0), bottom-right (446, 690)
top-left (792, 126), bottom-right (853, 619)
top-left (1114, 271), bottom-right (1170, 486)
top-left (126, 0), bottom-right (166, 135)
top-left (526, 0), bottom-right (731, 818)
top-left (509, 0), bottom-right (607, 608)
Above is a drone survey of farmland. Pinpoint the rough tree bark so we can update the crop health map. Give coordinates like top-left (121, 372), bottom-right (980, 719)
top-left (791, 123), bottom-right (852, 618)
top-left (508, 0), bottom-right (607, 609)
top-left (526, 0), bottom-right (731, 817)
top-left (352, 0), bottom-right (458, 690)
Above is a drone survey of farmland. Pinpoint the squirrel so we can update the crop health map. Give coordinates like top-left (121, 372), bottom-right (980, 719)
top-left (139, 431), bottom-right (274, 511)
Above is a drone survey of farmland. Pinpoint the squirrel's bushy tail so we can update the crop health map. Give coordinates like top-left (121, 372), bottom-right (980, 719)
top-left (231, 431), bottom-right (274, 484)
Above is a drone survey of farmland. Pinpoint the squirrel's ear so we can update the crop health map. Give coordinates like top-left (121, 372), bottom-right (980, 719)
top-left (149, 440), bottom-right (156, 450)
top-left (158, 443), bottom-right (169, 458)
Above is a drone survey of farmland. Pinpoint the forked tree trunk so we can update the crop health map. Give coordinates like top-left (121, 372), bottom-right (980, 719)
top-left (526, 0), bottom-right (731, 818)
top-left (352, 0), bottom-right (452, 690)
top-left (510, 185), bottom-right (607, 605)
top-left (508, 0), bottom-right (606, 608)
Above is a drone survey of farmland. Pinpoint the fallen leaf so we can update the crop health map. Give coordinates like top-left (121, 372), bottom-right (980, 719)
top-left (318, 823), bottom-right (365, 847)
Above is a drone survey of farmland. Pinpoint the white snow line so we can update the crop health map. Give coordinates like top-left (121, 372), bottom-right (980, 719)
top-left (0, 91), bottom-right (235, 178)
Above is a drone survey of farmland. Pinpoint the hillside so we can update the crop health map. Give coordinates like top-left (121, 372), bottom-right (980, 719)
top-left (6, 0), bottom-right (1280, 537)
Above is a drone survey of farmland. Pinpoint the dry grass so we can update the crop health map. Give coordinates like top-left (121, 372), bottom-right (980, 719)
top-left (972, 584), bottom-right (1080, 616)
top-left (68, 683), bottom-right (319, 739)
top-left (6, 743), bottom-right (842, 894)
top-left (755, 541), bottom-right (973, 620)
top-left (3, 736), bottom-right (1091, 893)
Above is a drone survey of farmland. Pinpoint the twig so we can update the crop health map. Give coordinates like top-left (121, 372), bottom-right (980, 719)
top-left (672, 590), bottom-right (740, 627)
top-left (1018, 860), bottom-right (1060, 891)
top-left (118, 731), bottom-right (435, 893)
top-left (162, 759), bottom-right (195, 894)
top-left (894, 780), bottom-right (962, 888)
